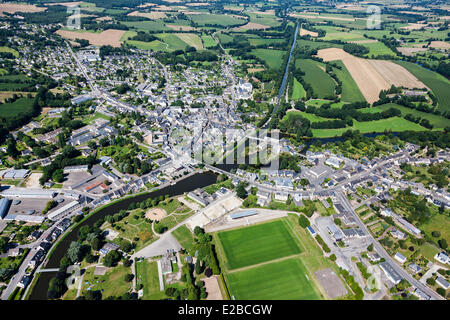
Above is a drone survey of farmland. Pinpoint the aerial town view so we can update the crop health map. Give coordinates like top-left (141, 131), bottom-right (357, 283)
top-left (0, 0), bottom-right (449, 307)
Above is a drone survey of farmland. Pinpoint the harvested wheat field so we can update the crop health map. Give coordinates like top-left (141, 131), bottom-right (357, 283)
top-left (128, 10), bottom-right (167, 19)
top-left (317, 48), bottom-right (427, 103)
top-left (145, 208), bottom-right (167, 221)
top-left (236, 22), bottom-right (269, 31)
top-left (56, 29), bottom-right (126, 47)
top-left (429, 41), bottom-right (450, 49)
top-left (299, 28), bottom-right (318, 37)
top-left (0, 3), bottom-right (46, 15)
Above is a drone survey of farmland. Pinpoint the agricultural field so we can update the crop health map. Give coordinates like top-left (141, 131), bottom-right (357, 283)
top-left (248, 37), bottom-right (285, 47)
top-left (121, 20), bottom-right (169, 32)
top-left (155, 33), bottom-right (190, 51)
top-left (247, 13), bottom-right (282, 27)
top-left (216, 33), bottom-right (234, 45)
top-left (216, 215), bottom-right (342, 300)
top-left (79, 264), bottom-right (132, 298)
top-left (121, 31), bottom-right (170, 51)
top-left (251, 48), bottom-right (285, 70)
top-left (362, 41), bottom-right (397, 58)
top-left (284, 110), bottom-right (330, 123)
top-left (297, 39), bottom-right (343, 50)
top-left (311, 117), bottom-right (426, 138)
top-left (56, 29), bottom-right (126, 47)
top-left (394, 61), bottom-right (450, 113)
top-left (0, 46), bottom-right (19, 57)
top-left (225, 257), bottom-right (320, 300)
top-left (295, 59), bottom-right (336, 99)
top-left (172, 225), bottom-right (195, 254)
top-left (201, 34), bottom-right (217, 48)
top-left (291, 77), bottom-right (306, 100)
top-left (174, 33), bottom-right (203, 50)
top-left (135, 259), bottom-right (166, 300)
top-left (360, 103), bottom-right (449, 129)
top-left (216, 220), bottom-right (302, 270)
top-left (332, 60), bottom-right (365, 103)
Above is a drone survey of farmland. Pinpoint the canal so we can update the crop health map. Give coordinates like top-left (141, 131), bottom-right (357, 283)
top-left (28, 171), bottom-right (218, 300)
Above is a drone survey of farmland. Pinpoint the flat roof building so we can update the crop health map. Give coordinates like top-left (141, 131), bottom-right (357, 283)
top-left (47, 200), bottom-right (80, 221)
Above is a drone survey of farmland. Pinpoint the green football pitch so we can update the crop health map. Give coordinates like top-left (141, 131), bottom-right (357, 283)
top-left (217, 220), bottom-right (302, 270)
top-left (225, 257), bottom-right (320, 300)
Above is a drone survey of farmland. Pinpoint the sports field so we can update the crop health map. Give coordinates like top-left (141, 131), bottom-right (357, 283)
top-left (225, 257), bottom-right (320, 300)
top-left (217, 220), bottom-right (301, 270)
top-left (395, 61), bottom-right (450, 112)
